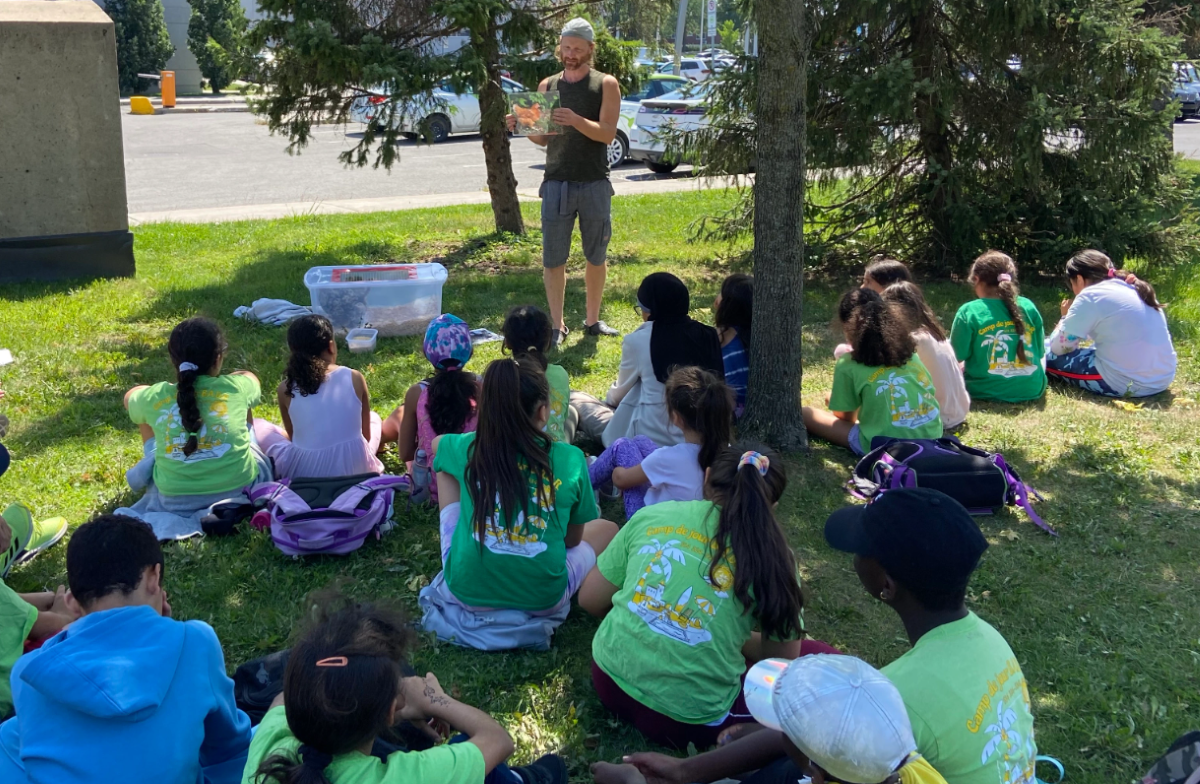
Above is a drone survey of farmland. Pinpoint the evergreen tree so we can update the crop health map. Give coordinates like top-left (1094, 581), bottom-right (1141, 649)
top-left (252, 0), bottom-right (640, 236)
top-left (107, 0), bottom-right (175, 95)
top-left (678, 0), bottom-right (1196, 273)
top-left (186, 0), bottom-right (251, 94)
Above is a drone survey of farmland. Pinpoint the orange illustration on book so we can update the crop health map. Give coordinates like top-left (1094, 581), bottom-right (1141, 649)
top-left (513, 103), bottom-right (543, 129)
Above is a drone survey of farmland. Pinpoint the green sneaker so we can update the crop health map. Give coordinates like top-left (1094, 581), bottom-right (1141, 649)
top-left (1, 503), bottom-right (67, 578)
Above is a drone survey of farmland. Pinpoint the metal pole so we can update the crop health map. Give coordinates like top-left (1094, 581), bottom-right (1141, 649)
top-left (673, 0), bottom-right (688, 75)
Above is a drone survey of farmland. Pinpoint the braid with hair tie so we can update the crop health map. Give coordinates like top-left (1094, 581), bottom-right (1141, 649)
top-left (738, 451), bottom-right (770, 476)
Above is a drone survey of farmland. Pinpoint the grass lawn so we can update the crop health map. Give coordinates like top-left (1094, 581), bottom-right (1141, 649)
top-left (2, 187), bottom-right (1199, 784)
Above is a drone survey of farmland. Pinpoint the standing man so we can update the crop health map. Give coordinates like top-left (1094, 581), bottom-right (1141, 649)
top-left (509, 18), bottom-right (622, 347)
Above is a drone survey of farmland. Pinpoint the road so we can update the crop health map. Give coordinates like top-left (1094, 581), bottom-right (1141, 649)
top-left (120, 112), bottom-right (1200, 221)
top-left (1175, 117), bottom-right (1200, 159)
top-left (121, 112), bottom-right (697, 221)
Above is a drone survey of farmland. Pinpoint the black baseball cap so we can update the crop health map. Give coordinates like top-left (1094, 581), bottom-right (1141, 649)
top-left (824, 488), bottom-right (988, 595)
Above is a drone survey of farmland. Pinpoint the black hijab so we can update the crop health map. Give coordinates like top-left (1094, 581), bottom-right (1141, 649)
top-left (637, 272), bottom-right (725, 384)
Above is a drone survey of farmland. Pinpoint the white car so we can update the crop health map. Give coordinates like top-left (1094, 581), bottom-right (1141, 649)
top-left (656, 58), bottom-right (715, 82)
top-left (351, 77), bottom-right (527, 142)
top-left (610, 74), bottom-right (690, 167)
top-left (627, 84), bottom-right (711, 173)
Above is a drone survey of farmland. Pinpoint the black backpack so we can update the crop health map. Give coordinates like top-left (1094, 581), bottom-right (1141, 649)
top-left (848, 437), bottom-right (1055, 535)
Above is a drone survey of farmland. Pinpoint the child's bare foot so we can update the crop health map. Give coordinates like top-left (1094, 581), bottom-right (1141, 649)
top-left (591, 762), bottom-right (647, 784)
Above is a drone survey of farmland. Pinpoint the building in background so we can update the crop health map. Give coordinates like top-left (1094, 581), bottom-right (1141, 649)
top-left (93, 0), bottom-right (261, 94)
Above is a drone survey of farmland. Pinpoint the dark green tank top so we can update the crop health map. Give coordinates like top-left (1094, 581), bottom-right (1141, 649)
top-left (544, 69), bottom-right (609, 183)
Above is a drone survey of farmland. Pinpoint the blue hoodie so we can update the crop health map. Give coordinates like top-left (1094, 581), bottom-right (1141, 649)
top-left (0, 604), bottom-right (252, 784)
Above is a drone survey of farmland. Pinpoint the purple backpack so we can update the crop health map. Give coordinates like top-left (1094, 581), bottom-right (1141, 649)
top-left (248, 474), bottom-right (409, 556)
top-left (848, 437), bottom-right (1055, 535)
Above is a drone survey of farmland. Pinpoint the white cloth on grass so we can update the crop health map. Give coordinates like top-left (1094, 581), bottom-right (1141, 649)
top-left (233, 299), bottom-right (312, 326)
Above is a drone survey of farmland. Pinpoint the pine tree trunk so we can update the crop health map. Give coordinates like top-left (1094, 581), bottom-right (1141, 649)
top-left (739, 0), bottom-right (807, 451)
top-left (911, 0), bottom-right (954, 269)
top-left (476, 26), bottom-right (525, 235)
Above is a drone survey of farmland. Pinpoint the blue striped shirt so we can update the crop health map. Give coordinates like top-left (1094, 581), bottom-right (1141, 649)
top-left (722, 334), bottom-right (749, 416)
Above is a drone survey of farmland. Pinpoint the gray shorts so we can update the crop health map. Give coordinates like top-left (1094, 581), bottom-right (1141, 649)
top-left (540, 179), bottom-right (614, 268)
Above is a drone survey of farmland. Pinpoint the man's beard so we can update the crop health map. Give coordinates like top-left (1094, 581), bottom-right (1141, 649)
top-left (563, 57), bottom-right (584, 69)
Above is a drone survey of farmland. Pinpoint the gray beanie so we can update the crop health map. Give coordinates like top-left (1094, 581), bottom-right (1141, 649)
top-left (560, 17), bottom-right (594, 42)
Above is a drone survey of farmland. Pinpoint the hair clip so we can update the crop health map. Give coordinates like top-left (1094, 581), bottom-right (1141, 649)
top-left (997, 273), bottom-right (1012, 282)
top-left (738, 451), bottom-right (770, 476)
top-left (315, 656), bottom-right (349, 667)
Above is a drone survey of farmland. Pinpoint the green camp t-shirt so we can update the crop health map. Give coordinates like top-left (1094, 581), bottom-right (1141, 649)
top-left (545, 363), bottom-right (571, 443)
top-left (882, 612), bottom-right (1037, 784)
top-left (828, 354), bottom-right (943, 453)
top-left (0, 581), bottom-right (37, 718)
top-left (950, 298), bottom-right (1047, 402)
top-left (435, 432), bottom-right (598, 611)
top-left (126, 374), bottom-right (262, 496)
top-left (593, 500), bottom-right (801, 725)
top-left (241, 705), bottom-right (486, 784)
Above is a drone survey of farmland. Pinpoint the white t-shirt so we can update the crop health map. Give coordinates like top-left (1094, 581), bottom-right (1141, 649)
top-left (641, 442), bottom-right (705, 507)
top-left (1048, 280), bottom-right (1177, 396)
top-left (913, 331), bottom-right (970, 428)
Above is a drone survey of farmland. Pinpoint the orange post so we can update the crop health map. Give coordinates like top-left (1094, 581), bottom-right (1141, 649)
top-left (161, 71), bottom-right (176, 108)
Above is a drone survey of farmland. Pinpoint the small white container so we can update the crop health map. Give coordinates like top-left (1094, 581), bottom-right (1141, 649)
top-left (304, 262), bottom-right (448, 337)
top-left (345, 328), bottom-right (378, 353)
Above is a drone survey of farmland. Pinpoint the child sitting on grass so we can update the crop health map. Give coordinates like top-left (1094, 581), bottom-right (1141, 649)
top-left (882, 281), bottom-right (970, 429)
top-left (1046, 249), bottom-right (1176, 397)
top-left (0, 514), bottom-right (252, 784)
top-left (600, 654), bottom-right (948, 784)
top-left (0, 506), bottom-right (74, 720)
top-left (713, 274), bottom-right (753, 418)
top-left (119, 317), bottom-right (272, 538)
top-left (587, 367), bottom-right (734, 521)
top-left (253, 314), bottom-right (384, 479)
top-left (803, 289), bottom-right (942, 455)
top-left (824, 488), bottom-right (1038, 783)
top-left (502, 305), bottom-right (572, 443)
top-left (421, 358), bottom-right (618, 650)
top-left (382, 315), bottom-right (480, 503)
top-left (861, 256), bottom-right (913, 293)
top-left (244, 595), bottom-right (566, 784)
top-left (950, 251), bottom-right (1046, 403)
top-left (580, 443), bottom-right (836, 749)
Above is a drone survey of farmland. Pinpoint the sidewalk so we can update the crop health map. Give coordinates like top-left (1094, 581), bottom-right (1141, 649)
top-left (120, 94), bottom-right (251, 114)
top-left (127, 174), bottom-right (749, 225)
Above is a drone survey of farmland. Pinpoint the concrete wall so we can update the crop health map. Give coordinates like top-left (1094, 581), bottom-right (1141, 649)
top-left (0, 1), bottom-right (130, 241)
top-left (94, 0), bottom-right (263, 94)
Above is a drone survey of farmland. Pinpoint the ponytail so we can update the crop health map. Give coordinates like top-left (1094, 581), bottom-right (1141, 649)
top-left (253, 591), bottom-right (412, 784)
top-left (465, 358), bottom-right (554, 548)
top-left (704, 443), bottom-right (804, 641)
top-left (501, 305), bottom-right (553, 371)
top-left (284, 315), bottom-right (334, 398)
top-left (1065, 249), bottom-right (1163, 311)
top-left (167, 317), bottom-right (225, 458)
top-left (664, 366), bottom-right (734, 471)
top-left (254, 747), bottom-right (334, 784)
top-left (969, 251), bottom-right (1027, 363)
top-left (837, 288), bottom-right (914, 368)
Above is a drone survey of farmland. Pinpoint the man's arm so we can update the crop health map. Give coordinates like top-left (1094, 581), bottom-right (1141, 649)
top-left (553, 75), bottom-right (621, 144)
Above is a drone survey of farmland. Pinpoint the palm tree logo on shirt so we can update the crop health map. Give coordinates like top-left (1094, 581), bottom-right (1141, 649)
top-left (982, 329), bottom-right (1036, 378)
top-left (873, 372), bottom-right (939, 429)
top-left (628, 538), bottom-right (713, 646)
top-left (981, 700), bottom-right (1032, 784)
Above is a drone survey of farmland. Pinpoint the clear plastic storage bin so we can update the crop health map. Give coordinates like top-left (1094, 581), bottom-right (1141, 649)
top-left (304, 263), bottom-right (448, 337)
